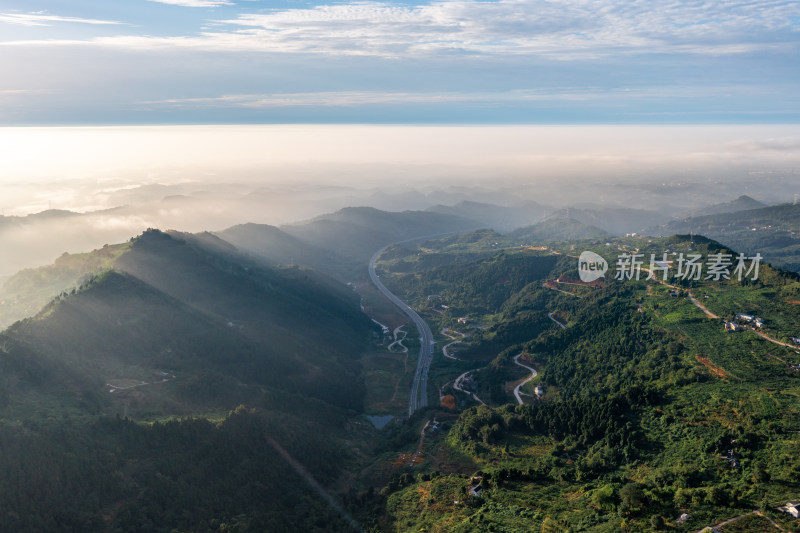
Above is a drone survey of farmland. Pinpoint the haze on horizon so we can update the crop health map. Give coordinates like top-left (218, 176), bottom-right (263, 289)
top-left (0, 123), bottom-right (799, 279)
top-left (1, 124), bottom-right (799, 213)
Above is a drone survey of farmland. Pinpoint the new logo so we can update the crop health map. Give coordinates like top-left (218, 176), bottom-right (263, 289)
top-left (578, 251), bottom-right (608, 282)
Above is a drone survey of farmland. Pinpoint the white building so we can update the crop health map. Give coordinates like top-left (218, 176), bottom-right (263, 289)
top-left (778, 501), bottom-right (799, 518)
top-left (725, 321), bottom-right (741, 332)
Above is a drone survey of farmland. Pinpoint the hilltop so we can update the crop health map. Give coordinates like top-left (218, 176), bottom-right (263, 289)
top-left (509, 217), bottom-right (613, 242)
top-left (681, 195), bottom-right (768, 218)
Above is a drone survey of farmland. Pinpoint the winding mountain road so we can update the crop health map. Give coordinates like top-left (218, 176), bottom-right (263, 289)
top-left (387, 326), bottom-right (408, 353)
top-left (548, 312), bottom-right (566, 329)
top-left (369, 245), bottom-right (435, 416)
top-left (512, 353), bottom-right (538, 405)
top-left (453, 371), bottom-right (486, 405)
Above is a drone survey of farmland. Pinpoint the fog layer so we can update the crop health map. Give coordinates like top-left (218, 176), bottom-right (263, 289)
top-left (0, 125), bottom-right (798, 277)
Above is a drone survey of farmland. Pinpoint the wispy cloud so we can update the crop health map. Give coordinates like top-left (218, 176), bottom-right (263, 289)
top-left (2, 0), bottom-right (798, 58)
top-left (146, 0), bottom-right (234, 6)
top-left (0, 12), bottom-right (122, 27)
top-left (151, 91), bottom-right (490, 108)
top-left (146, 89), bottom-right (616, 109)
top-left (145, 85), bottom-right (755, 109)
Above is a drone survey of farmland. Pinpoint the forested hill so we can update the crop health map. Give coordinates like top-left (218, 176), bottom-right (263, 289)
top-left (509, 217), bottom-right (613, 242)
top-left (425, 200), bottom-right (550, 232)
top-left (364, 234), bottom-right (800, 532)
top-left (0, 228), bottom-right (379, 531)
top-left (1, 228), bottom-right (373, 420)
top-left (215, 207), bottom-right (483, 280)
top-left (283, 207), bottom-right (480, 265)
top-left (217, 222), bottom-right (351, 275)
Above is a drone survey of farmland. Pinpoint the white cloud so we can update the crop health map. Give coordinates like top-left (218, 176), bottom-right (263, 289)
top-left (0, 12), bottom-right (122, 26)
top-left (203, 0), bottom-right (800, 57)
top-left (0, 0), bottom-right (798, 59)
top-left (146, 0), bottom-right (234, 6)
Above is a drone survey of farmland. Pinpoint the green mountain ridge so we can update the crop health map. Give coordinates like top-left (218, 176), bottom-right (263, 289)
top-left (0, 228), bottom-right (373, 420)
top-left (217, 222), bottom-right (352, 276)
top-left (282, 206), bottom-right (481, 266)
top-left (215, 206), bottom-right (486, 281)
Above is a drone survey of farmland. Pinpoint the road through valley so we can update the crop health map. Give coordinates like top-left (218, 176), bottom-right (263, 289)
top-left (369, 246), bottom-right (435, 416)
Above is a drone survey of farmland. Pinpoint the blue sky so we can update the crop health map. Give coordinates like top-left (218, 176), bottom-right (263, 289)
top-left (1, 0), bottom-right (799, 124)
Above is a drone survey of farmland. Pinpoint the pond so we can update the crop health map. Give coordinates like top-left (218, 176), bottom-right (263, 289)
top-left (366, 414), bottom-right (394, 429)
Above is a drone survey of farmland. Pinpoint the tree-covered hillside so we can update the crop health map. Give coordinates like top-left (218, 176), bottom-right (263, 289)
top-left (0, 229), bottom-right (379, 531)
top-left (365, 234), bottom-right (800, 532)
top-left (1, 229), bottom-right (373, 420)
top-left (3, 223), bottom-right (800, 532)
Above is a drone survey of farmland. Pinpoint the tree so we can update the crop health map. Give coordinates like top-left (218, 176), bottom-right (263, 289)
top-left (591, 484), bottom-right (617, 511)
top-left (674, 487), bottom-right (691, 509)
top-left (619, 482), bottom-right (644, 512)
top-left (649, 514), bottom-right (664, 530)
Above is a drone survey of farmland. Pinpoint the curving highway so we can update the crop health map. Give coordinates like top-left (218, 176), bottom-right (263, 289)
top-left (369, 245), bottom-right (435, 416)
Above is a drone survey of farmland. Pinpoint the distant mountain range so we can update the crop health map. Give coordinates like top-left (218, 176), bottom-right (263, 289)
top-left (0, 192), bottom-right (782, 279)
top-left (220, 206), bottom-right (483, 279)
top-left (425, 200), bottom-right (550, 232)
top-left (4, 195), bottom-right (797, 335)
top-left (652, 201), bottom-right (800, 272)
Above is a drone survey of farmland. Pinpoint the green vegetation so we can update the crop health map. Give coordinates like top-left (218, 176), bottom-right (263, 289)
top-left (1, 229), bottom-right (373, 421)
top-left (0, 242), bottom-right (129, 330)
top-left (0, 407), bottom-right (360, 532)
top-left (0, 228), bottom-right (383, 531)
top-left (2, 221), bottom-right (800, 532)
top-left (368, 233), bottom-right (800, 532)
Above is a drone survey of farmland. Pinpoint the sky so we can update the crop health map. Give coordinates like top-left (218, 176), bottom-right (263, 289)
top-left (1, 0), bottom-right (799, 124)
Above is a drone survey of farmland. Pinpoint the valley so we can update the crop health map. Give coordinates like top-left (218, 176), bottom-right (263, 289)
top-left (0, 203), bottom-right (798, 532)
